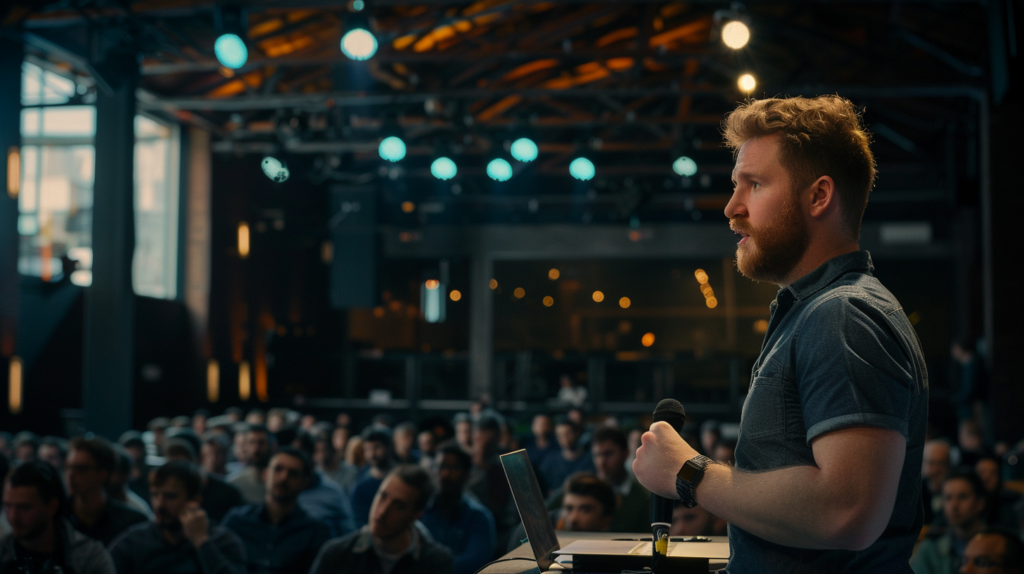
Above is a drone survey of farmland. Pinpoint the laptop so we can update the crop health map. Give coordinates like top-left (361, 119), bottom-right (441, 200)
top-left (499, 449), bottom-right (572, 571)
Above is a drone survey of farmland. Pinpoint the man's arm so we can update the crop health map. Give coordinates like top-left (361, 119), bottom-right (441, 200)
top-left (632, 422), bottom-right (905, 551)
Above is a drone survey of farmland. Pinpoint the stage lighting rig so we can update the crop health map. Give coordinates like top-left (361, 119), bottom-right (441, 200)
top-left (214, 6), bottom-right (249, 69)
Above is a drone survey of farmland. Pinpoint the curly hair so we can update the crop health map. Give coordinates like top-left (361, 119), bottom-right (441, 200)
top-left (723, 96), bottom-right (877, 240)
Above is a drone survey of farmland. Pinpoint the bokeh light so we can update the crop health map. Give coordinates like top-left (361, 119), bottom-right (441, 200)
top-left (487, 158), bottom-right (513, 181)
top-left (738, 73), bottom-right (756, 92)
top-left (511, 138), bottom-right (539, 162)
top-left (673, 156), bottom-right (698, 177)
top-left (214, 34), bottom-right (248, 69)
top-left (722, 21), bottom-right (750, 49)
top-left (431, 157), bottom-right (457, 180)
top-left (570, 157), bottom-right (595, 181)
top-left (379, 136), bottom-right (406, 162)
top-left (341, 28), bottom-right (378, 60)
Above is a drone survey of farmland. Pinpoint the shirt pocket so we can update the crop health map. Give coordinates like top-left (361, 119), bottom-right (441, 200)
top-left (740, 376), bottom-right (787, 440)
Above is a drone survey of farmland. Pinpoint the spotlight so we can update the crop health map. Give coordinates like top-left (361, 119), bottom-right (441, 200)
top-left (738, 73), bottom-right (756, 92)
top-left (569, 157), bottom-right (595, 181)
top-left (487, 158), bottom-right (513, 182)
top-left (431, 157), bottom-right (457, 180)
top-left (672, 156), bottom-right (698, 177)
top-left (215, 33), bottom-right (248, 69)
top-left (722, 21), bottom-right (750, 49)
top-left (379, 136), bottom-right (406, 162)
top-left (341, 28), bottom-right (378, 61)
top-left (510, 138), bottom-right (538, 162)
top-left (261, 156), bottom-right (290, 182)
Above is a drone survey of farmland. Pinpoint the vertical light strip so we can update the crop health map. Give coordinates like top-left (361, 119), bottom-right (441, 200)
top-left (6, 147), bottom-right (19, 199)
top-left (238, 360), bottom-right (251, 400)
top-left (8, 356), bottom-right (22, 414)
top-left (237, 222), bottom-right (250, 258)
top-left (206, 359), bottom-right (219, 403)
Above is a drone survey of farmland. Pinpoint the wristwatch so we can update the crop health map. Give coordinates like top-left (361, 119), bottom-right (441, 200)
top-left (675, 455), bottom-right (713, 508)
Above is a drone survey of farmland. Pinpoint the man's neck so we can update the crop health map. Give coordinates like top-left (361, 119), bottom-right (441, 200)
top-left (535, 436), bottom-right (549, 449)
top-left (72, 490), bottom-right (107, 524)
top-left (17, 521), bottom-right (57, 555)
top-left (265, 498), bottom-right (297, 524)
top-left (375, 526), bottom-right (414, 556)
top-left (952, 520), bottom-right (984, 544)
top-left (778, 241), bottom-right (860, 288)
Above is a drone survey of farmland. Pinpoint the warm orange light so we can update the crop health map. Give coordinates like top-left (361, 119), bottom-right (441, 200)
top-left (238, 361), bottom-right (251, 400)
top-left (401, 201), bottom-right (416, 213)
top-left (548, 268), bottom-right (560, 280)
top-left (238, 222), bottom-right (250, 258)
top-left (619, 297), bottom-right (631, 309)
top-left (513, 287), bottom-right (525, 298)
top-left (8, 356), bottom-right (22, 414)
top-left (694, 269), bottom-right (708, 284)
top-left (543, 296), bottom-right (554, 307)
top-left (641, 333), bottom-right (655, 347)
top-left (207, 359), bottom-right (220, 403)
top-left (373, 306), bottom-right (386, 318)
top-left (7, 147), bottom-right (20, 198)
top-left (592, 290), bottom-right (605, 302)
top-left (450, 289), bottom-right (462, 301)
top-left (706, 297), bottom-right (718, 309)
top-left (489, 279), bottom-right (498, 290)
top-left (425, 279), bottom-right (440, 290)
top-left (700, 283), bottom-right (714, 297)
top-left (753, 319), bottom-right (769, 333)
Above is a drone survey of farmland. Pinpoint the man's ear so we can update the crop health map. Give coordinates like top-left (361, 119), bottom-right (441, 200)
top-left (807, 175), bottom-right (838, 219)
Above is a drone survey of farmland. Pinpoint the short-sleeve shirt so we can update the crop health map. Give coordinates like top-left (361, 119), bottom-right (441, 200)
top-left (728, 251), bottom-right (928, 574)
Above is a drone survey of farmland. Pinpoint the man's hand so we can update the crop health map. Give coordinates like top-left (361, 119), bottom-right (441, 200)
top-left (180, 502), bottom-right (210, 549)
top-left (632, 421), bottom-right (700, 499)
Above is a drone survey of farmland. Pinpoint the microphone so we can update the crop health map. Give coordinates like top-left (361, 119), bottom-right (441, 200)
top-left (650, 399), bottom-right (686, 568)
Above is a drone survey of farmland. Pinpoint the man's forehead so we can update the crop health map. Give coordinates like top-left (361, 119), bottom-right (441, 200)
top-left (732, 135), bottom-right (782, 177)
top-left (382, 476), bottom-right (417, 502)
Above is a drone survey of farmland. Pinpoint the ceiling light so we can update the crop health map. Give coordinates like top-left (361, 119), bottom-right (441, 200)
top-left (722, 21), bottom-right (750, 49)
top-left (672, 156), bottom-right (698, 177)
top-left (260, 156), bottom-right (289, 182)
top-left (341, 28), bottom-right (378, 61)
top-left (431, 157), bottom-right (457, 180)
top-left (510, 138), bottom-right (538, 162)
top-left (487, 158), bottom-right (513, 182)
top-left (569, 157), bottom-right (595, 181)
top-left (738, 73), bottom-right (756, 93)
top-left (215, 34), bottom-right (248, 69)
top-left (379, 136), bottom-right (406, 162)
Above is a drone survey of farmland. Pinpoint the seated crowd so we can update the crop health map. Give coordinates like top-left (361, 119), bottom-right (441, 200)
top-left (0, 405), bottom-right (1021, 574)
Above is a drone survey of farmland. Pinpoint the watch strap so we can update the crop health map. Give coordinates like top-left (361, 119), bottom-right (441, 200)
top-left (675, 455), bottom-right (713, 508)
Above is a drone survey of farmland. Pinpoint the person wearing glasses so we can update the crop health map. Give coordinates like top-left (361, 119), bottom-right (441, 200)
top-left (960, 528), bottom-right (1024, 574)
top-left (912, 469), bottom-right (989, 574)
top-left (65, 438), bottom-right (148, 546)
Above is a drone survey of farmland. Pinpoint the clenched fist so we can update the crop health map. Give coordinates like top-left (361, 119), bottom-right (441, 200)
top-left (180, 501), bottom-right (210, 548)
top-left (632, 421), bottom-right (701, 499)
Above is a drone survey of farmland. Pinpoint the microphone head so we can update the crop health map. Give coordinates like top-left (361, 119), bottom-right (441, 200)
top-left (653, 399), bottom-right (686, 431)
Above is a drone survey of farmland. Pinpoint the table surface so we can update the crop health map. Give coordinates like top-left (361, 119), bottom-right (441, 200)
top-left (481, 532), bottom-right (730, 574)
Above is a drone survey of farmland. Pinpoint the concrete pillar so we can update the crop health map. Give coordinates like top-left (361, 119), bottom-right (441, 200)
top-left (468, 253), bottom-right (493, 400)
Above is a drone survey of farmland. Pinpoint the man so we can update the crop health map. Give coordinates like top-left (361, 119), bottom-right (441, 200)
top-left (37, 438), bottom-right (66, 476)
top-left (147, 418), bottom-right (170, 455)
top-left (228, 425), bottom-right (274, 504)
top-left (65, 437), bottom-right (148, 546)
top-left (960, 528), bottom-right (1024, 574)
top-left (670, 501), bottom-right (718, 537)
top-left (911, 470), bottom-right (989, 574)
top-left (539, 418), bottom-right (594, 496)
top-left (350, 428), bottom-right (395, 528)
top-left (466, 414), bottom-right (517, 551)
top-left (13, 433), bottom-right (39, 465)
top-left (417, 431), bottom-right (437, 473)
top-left (201, 432), bottom-right (230, 477)
top-left (108, 444), bottom-right (153, 518)
top-left (164, 439), bottom-right (244, 525)
top-left (109, 462), bottom-right (245, 574)
top-left (393, 423), bottom-right (420, 465)
top-left (311, 465), bottom-right (453, 574)
top-left (925, 440), bottom-right (954, 524)
top-left (632, 96), bottom-right (929, 573)
top-left (452, 414), bottom-right (472, 454)
top-left (289, 432), bottom-right (356, 537)
top-left (523, 414), bottom-right (558, 469)
top-left (545, 427), bottom-right (650, 533)
top-left (974, 454), bottom-right (1020, 530)
top-left (192, 409), bottom-right (210, 437)
top-left (1, 462), bottom-right (114, 573)
top-left (557, 473), bottom-right (616, 532)
top-left (119, 431), bottom-right (150, 502)
top-left (221, 448), bottom-right (330, 574)
top-left (420, 441), bottom-right (496, 574)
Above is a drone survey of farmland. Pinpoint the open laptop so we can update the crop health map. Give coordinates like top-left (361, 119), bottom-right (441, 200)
top-left (499, 449), bottom-right (572, 571)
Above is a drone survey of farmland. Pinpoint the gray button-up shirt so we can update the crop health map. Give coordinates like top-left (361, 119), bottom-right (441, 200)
top-left (728, 250), bottom-right (928, 574)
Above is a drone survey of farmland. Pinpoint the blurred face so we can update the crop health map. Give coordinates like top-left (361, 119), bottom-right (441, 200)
top-left (4, 485), bottom-right (58, 542)
top-left (943, 478), bottom-right (985, 530)
top-left (150, 477), bottom-right (194, 530)
top-left (701, 430), bottom-right (720, 455)
top-left (555, 424), bottom-right (579, 450)
top-left (369, 475), bottom-right (422, 540)
top-left (472, 427), bottom-right (496, 454)
top-left (192, 416), bottom-right (207, 436)
top-left (394, 430), bottom-right (415, 456)
top-left (331, 427), bottom-right (349, 453)
top-left (202, 443), bottom-right (226, 473)
top-left (267, 414), bottom-right (285, 433)
top-left (364, 440), bottom-right (389, 469)
top-left (924, 443), bottom-right (951, 483)
top-left (561, 493), bottom-right (611, 532)
top-left (712, 444), bottom-right (735, 464)
top-left (266, 453), bottom-right (308, 503)
top-left (960, 534), bottom-right (1014, 574)
top-left (592, 441), bottom-right (628, 483)
top-left (436, 453), bottom-right (467, 495)
top-left (16, 444), bottom-right (36, 463)
top-left (725, 134), bottom-right (811, 284)
top-left (300, 415), bottom-right (316, 429)
top-left (670, 504), bottom-right (713, 536)
top-left (38, 445), bottom-right (64, 471)
top-left (245, 431), bottom-right (271, 465)
top-left (532, 415), bottom-right (552, 439)
top-left (960, 425), bottom-right (983, 452)
top-left (976, 460), bottom-right (1001, 494)
top-left (233, 432), bottom-right (246, 460)
top-left (417, 432), bottom-right (435, 456)
top-left (65, 449), bottom-right (107, 497)
top-left (455, 422), bottom-right (472, 450)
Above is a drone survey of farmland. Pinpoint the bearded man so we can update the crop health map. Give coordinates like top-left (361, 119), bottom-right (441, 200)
top-left (632, 96), bottom-right (928, 573)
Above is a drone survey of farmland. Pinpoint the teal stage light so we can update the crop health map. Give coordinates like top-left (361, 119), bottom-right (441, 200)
top-left (431, 157), bottom-right (457, 180)
top-left (379, 136), bottom-right (406, 162)
top-left (261, 157), bottom-right (290, 182)
top-left (341, 28), bottom-right (378, 60)
top-left (672, 156), bottom-right (698, 177)
top-left (569, 157), bottom-right (595, 181)
top-left (214, 34), bottom-right (248, 69)
top-left (510, 138), bottom-right (538, 162)
top-left (487, 158), bottom-right (513, 182)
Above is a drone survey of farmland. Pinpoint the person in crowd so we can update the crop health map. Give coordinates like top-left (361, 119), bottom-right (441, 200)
top-left (669, 501), bottom-right (718, 537)
top-left (310, 465), bottom-right (453, 574)
top-left (420, 441), bottom-right (496, 574)
top-left (65, 437), bottom-right (148, 546)
top-left (37, 437), bottom-right (67, 476)
top-left (290, 432), bottom-right (355, 537)
top-left (1, 462), bottom-right (114, 574)
top-left (539, 417), bottom-right (595, 497)
top-left (959, 528), bottom-right (1024, 574)
top-left (119, 431), bottom-right (150, 503)
top-left (417, 431), bottom-right (437, 473)
top-left (556, 473), bottom-right (615, 532)
top-left (453, 413), bottom-right (472, 454)
top-left (712, 439), bottom-right (737, 466)
top-left (265, 409), bottom-right (288, 435)
top-left (226, 423), bottom-right (248, 476)
top-left (974, 454), bottom-right (1021, 530)
top-left (311, 428), bottom-right (342, 486)
top-left (556, 375), bottom-right (588, 408)
top-left (333, 436), bottom-right (365, 494)
top-left (13, 433), bottom-right (40, 465)
top-left (224, 407), bottom-right (244, 424)
top-left (466, 414), bottom-right (516, 551)
top-left (109, 462), bottom-right (245, 574)
top-left (625, 428), bottom-right (643, 470)
top-left (164, 439), bottom-right (243, 525)
top-left (108, 445), bottom-right (153, 519)
top-left (351, 428), bottom-right (396, 528)
top-left (229, 425), bottom-right (274, 504)
top-left (300, 414), bottom-right (317, 430)
top-left (924, 440), bottom-right (954, 525)
top-left (912, 469), bottom-right (989, 574)
top-left (221, 448), bottom-right (330, 574)
top-left (958, 421), bottom-right (985, 468)
top-left (192, 409), bottom-right (210, 437)
top-left (699, 421), bottom-right (721, 457)
top-left (170, 416), bottom-right (191, 430)
top-left (331, 425), bottom-right (350, 459)
top-left (372, 414), bottom-right (394, 429)
top-left (201, 432), bottom-right (230, 477)
top-left (245, 410), bottom-right (266, 426)
top-left (524, 414), bottom-right (558, 470)
top-left (393, 423), bottom-right (420, 465)
top-left (146, 418), bottom-right (170, 455)
top-left (336, 413), bottom-right (352, 428)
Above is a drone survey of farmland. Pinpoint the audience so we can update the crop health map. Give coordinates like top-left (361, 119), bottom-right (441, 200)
top-left (393, 423), bottom-right (420, 465)
top-left (109, 462), bottom-right (245, 574)
top-left (228, 425), bottom-right (274, 504)
top-left (466, 414), bottom-right (517, 553)
top-left (538, 417), bottom-right (595, 497)
top-left (975, 454), bottom-right (1021, 530)
top-left (310, 465), bottom-right (453, 574)
top-left (420, 441), bottom-right (496, 574)
top-left (959, 528), bottom-right (1024, 574)
top-left (108, 444), bottom-right (154, 519)
top-left (201, 432), bottom-right (231, 477)
top-left (351, 428), bottom-right (395, 528)
top-left (1, 462), bottom-right (114, 573)
top-left (290, 432), bottom-right (356, 537)
top-left (453, 413), bottom-right (472, 454)
top-left (523, 414), bottom-right (558, 470)
top-left (222, 448), bottom-right (330, 574)
top-left (37, 437), bottom-right (67, 475)
top-left (557, 473), bottom-right (616, 532)
top-left (923, 440), bottom-right (953, 525)
top-left (65, 437), bottom-right (149, 546)
top-left (912, 469), bottom-right (989, 574)
top-left (13, 433), bottom-right (40, 465)
top-left (163, 438), bottom-right (244, 525)
top-left (670, 502), bottom-right (718, 537)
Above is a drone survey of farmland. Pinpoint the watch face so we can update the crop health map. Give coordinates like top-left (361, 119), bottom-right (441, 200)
top-left (678, 463), bottom-right (700, 482)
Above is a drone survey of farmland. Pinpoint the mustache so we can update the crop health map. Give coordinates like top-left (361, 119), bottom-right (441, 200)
top-left (729, 219), bottom-right (752, 234)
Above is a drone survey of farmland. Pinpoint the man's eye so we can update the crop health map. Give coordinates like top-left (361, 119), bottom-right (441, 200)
top-left (751, 182), bottom-right (760, 189)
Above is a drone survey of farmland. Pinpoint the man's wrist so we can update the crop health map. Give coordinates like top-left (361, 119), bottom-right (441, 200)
top-left (675, 455), bottom-right (713, 507)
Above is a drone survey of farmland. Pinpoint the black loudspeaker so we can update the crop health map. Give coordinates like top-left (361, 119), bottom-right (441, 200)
top-left (329, 186), bottom-right (377, 309)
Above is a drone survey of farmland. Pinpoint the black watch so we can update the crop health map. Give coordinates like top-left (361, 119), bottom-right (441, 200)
top-left (675, 455), bottom-right (712, 508)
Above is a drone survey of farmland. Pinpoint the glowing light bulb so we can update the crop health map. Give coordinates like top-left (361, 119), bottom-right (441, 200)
top-left (673, 156), bottom-right (698, 177)
top-left (569, 157), bottom-right (595, 181)
top-left (738, 73), bottom-right (756, 92)
top-left (379, 136), bottom-right (406, 162)
top-left (215, 34), bottom-right (248, 69)
top-left (722, 21), bottom-right (750, 49)
top-left (510, 138), bottom-right (539, 162)
top-left (431, 157), bottom-right (457, 180)
top-left (341, 28), bottom-right (378, 60)
top-left (487, 158), bottom-right (513, 182)
top-left (261, 156), bottom-right (289, 182)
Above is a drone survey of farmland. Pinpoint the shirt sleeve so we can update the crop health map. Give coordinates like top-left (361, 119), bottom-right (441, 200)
top-left (795, 296), bottom-right (918, 445)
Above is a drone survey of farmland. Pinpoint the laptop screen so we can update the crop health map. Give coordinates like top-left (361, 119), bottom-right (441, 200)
top-left (500, 449), bottom-right (560, 570)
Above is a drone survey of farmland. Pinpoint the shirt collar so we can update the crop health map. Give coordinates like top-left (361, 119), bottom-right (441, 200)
top-left (784, 250), bottom-right (873, 301)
